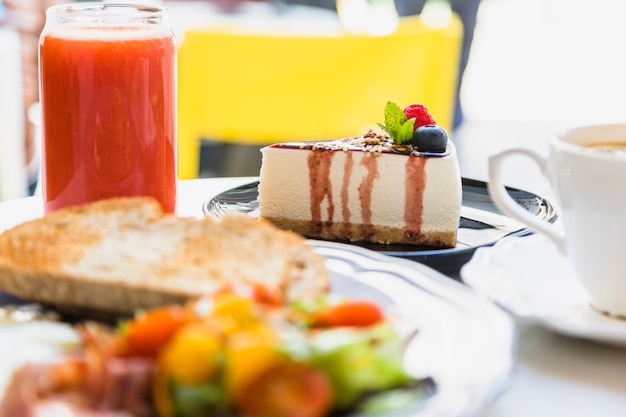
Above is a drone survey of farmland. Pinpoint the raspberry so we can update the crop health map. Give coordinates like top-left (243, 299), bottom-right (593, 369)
top-left (403, 104), bottom-right (436, 130)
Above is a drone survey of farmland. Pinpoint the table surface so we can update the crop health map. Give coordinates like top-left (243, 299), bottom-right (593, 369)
top-left (4, 2), bottom-right (623, 413)
top-left (1, 176), bottom-right (625, 417)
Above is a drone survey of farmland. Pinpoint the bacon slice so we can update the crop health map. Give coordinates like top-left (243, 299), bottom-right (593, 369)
top-left (0, 326), bottom-right (155, 417)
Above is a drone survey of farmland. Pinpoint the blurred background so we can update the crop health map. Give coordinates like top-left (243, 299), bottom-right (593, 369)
top-left (1, 0), bottom-right (625, 200)
top-left (456, 0), bottom-right (626, 197)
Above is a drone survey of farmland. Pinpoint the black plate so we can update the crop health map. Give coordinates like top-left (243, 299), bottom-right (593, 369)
top-left (202, 178), bottom-right (558, 276)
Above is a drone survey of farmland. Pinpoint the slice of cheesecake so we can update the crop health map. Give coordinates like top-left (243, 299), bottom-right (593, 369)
top-left (258, 128), bottom-right (462, 248)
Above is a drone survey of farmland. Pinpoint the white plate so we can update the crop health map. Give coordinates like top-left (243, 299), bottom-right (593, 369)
top-left (309, 241), bottom-right (515, 417)
top-left (460, 233), bottom-right (626, 348)
top-left (0, 240), bottom-right (515, 417)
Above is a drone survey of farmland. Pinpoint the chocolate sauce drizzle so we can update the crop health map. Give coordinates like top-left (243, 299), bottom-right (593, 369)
top-left (358, 153), bottom-right (379, 239)
top-left (404, 156), bottom-right (427, 234)
top-left (307, 150), bottom-right (335, 235)
top-left (340, 152), bottom-right (354, 236)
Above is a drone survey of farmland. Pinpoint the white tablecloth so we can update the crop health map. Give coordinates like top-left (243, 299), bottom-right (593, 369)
top-left (0, 177), bottom-right (625, 416)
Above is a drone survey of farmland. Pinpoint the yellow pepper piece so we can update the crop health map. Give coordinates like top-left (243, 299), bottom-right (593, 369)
top-left (158, 323), bottom-right (223, 385)
top-left (211, 293), bottom-right (258, 324)
top-left (223, 323), bottom-right (282, 402)
top-left (153, 322), bottom-right (224, 417)
top-left (153, 366), bottom-right (173, 417)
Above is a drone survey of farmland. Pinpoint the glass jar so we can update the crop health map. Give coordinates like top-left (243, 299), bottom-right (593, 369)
top-left (39, 3), bottom-right (177, 213)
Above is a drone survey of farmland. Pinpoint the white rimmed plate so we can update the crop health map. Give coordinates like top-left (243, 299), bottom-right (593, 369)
top-left (0, 240), bottom-right (515, 417)
top-left (460, 233), bottom-right (626, 348)
top-left (309, 240), bottom-right (515, 417)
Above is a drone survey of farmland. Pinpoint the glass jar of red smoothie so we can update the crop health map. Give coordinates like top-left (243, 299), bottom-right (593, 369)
top-left (39, 3), bottom-right (177, 213)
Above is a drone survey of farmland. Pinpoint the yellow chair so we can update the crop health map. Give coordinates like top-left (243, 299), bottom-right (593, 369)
top-left (177, 14), bottom-right (463, 179)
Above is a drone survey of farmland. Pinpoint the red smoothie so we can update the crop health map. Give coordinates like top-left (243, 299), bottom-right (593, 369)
top-left (39, 26), bottom-right (177, 213)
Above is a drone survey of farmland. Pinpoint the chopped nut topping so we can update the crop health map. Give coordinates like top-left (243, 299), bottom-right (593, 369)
top-left (272, 127), bottom-right (448, 156)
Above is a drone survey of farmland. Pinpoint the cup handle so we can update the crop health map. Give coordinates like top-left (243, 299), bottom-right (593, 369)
top-left (487, 148), bottom-right (566, 255)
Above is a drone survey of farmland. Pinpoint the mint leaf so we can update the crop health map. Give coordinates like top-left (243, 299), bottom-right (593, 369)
top-left (397, 119), bottom-right (415, 144)
top-left (377, 122), bottom-right (393, 137)
top-left (384, 101), bottom-right (407, 131)
top-left (380, 101), bottom-right (414, 145)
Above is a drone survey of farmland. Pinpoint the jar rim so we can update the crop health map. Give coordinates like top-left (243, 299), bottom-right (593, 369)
top-left (45, 3), bottom-right (169, 28)
top-left (46, 3), bottom-right (166, 20)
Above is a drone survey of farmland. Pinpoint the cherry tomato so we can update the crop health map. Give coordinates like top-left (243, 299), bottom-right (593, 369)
top-left (250, 282), bottom-right (284, 306)
top-left (237, 363), bottom-right (333, 417)
top-left (311, 300), bottom-right (384, 328)
top-left (123, 305), bottom-right (190, 357)
top-left (206, 282), bottom-right (283, 306)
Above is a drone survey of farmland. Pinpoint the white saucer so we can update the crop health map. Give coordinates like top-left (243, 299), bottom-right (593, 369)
top-left (460, 233), bottom-right (626, 348)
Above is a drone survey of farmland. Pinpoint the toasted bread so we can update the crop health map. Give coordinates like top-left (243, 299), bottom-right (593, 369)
top-left (0, 197), bottom-right (329, 315)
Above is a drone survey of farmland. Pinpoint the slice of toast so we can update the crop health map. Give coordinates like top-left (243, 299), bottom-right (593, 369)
top-left (0, 197), bottom-right (329, 315)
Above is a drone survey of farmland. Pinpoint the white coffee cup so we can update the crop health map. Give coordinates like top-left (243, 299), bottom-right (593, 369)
top-left (488, 124), bottom-right (626, 318)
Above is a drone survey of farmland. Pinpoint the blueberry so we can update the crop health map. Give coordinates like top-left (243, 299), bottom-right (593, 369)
top-left (412, 125), bottom-right (448, 153)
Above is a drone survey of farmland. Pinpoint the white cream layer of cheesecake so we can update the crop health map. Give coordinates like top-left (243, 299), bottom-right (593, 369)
top-left (258, 141), bottom-right (462, 234)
